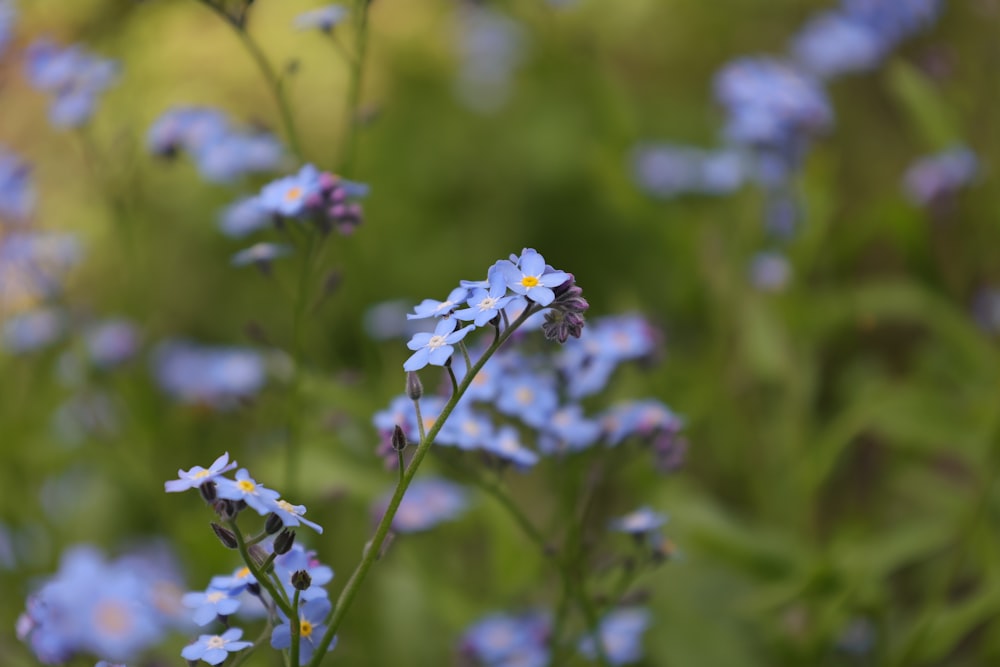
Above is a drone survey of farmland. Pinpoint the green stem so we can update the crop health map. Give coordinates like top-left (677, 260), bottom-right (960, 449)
top-left (290, 588), bottom-right (302, 667)
top-left (227, 617), bottom-right (274, 667)
top-left (305, 305), bottom-right (541, 667)
top-left (339, 0), bottom-right (371, 173)
top-left (228, 519), bottom-right (295, 619)
top-left (195, 0), bottom-right (303, 160)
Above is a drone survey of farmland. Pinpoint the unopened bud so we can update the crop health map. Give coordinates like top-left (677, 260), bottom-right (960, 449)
top-left (213, 499), bottom-right (238, 520)
top-left (273, 528), bottom-right (296, 555)
top-left (211, 522), bottom-right (239, 549)
top-left (265, 513), bottom-right (284, 535)
top-left (291, 570), bottom-right (312, 591)
top-left (391, 424), bottom-right (407, 452)
top-left (405, 371), bottom-right (423, 400)
top-left (199, 480), bottom-right (218, 503)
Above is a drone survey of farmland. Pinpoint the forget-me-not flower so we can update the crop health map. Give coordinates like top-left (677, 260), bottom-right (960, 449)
top-left (294, 4), bottom-right (348, 32)
top-left (403, 317), bottom-right (475, 371)
top-left (455, 265), bottom-right (515, 326)
top-left (270, 598), bottom-right (336, 665)
top-left (259, 164), bottom-right (322, 217)
top-left (215, 468), bottom-right (281, 515)
top-left (182, 587), bottom-right (242, 626)
top-left (498, 248), bottom-right (569, 307)
top-left (407, 286), bottom-right (469, 320)
top-left (181, 627), bottom-right (253, 665)
top-left (164, 452), bottom-right (237, 493)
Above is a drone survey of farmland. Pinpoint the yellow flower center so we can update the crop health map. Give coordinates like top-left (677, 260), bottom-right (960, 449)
top-left (94, 600), bottom-right (133, 637)
top-left (284, 186), bottom-right (303, 202)
top-left (520, 276), bottom-right (540, 289)
top-left (193, 469), bottom-right (211, 479)
top-left (237, 480), bottom-right (256, 493)
top-left (300, 620), bottom-right (314, 638)
top-left (276, 499), bottom-right (296, 514)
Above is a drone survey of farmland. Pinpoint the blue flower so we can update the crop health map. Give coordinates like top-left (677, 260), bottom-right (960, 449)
top-left (259, 164), bottom-right (322, 217)
top-left (498, 248), bottom-right (569, 307)
top-left (231, 242), bottom-right (292, 267)
top-left (631, 144), bottom-right (746, 199)
top-left (181, 627), bottom-right (253, 665)
top-left (449, 409), bottom-right (495, 450)
top-left (24, 40), bottom-right (118, 128)
top-left (152, 341), bottom-right (266, 408)
top-left (455, 265), bottom-right (515, 326)
top-left (495, 371), bottom-right (559, 428)
top-left (270, 598), bottom-right (336, 665)
top-left (462, 612), bottom-right (551, 666)
top-left (902, 146), bottom-right (978, 206)
top-left (0, 148), bottom-right (35, 223)
top-left (579, 608), bottom-right (650, 665)
top-left (294, 4), bottom-right (348, 32)
top-left (196, 134), bottom-right (285, 184)
top-left (480, 425), bottom-right (539, 470)
top-left (791, 11), bottom-right (886, 79)
top-left (85, 319), bottom-right (139, 368)
top-left (403, 317), bottom-right (475, 371)
top-left (0, 1), bottom-right (15, 57)
top-left (750, 251), bottom-right (792, 292)
top-left (2, 307), bottom-right (66, 353)
top-left (147, 107), bottom-right (229, 156)
top-left (378, 477), bottom-right (469, 533)
top-left (182, 586), bottom-right (242, 626)
top-left (209, 565), bottom-right (257, 595)
top-left (539, 404), bottom-right (600, 454)
top-left (268, 499), bottom-right (324, 534)
top-left (406, 286), bottom-right (469, 320)
top-left (274, 544), bottom-right (334, 601)
top-left (609, 507), bottom-right (668, 535)
top-left (216, 468), bottom-right (281, 515)
top-left (164, 452), bottom-right (237, 493)
top-left (219, 196), bottom-right (272, 238)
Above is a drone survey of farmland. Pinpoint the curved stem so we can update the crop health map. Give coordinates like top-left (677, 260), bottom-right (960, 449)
top-left (305, 305), bottom-right (541, 667)
top-left (228, 519), bottom-right (295, 619)
top-left (228, 617), bottom-right (275, 667)
top-left (195, 0), bottom-right (303, 161)
top-left (290, 588), bottom-right (302, 667)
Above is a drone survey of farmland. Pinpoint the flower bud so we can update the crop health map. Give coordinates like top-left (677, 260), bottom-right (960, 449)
top-left (210, 522), bottom-right (239, 549)
top-left (405, 371), bottom-right (423, 400)
top-left (265, 513), bottom-right (284, 535)
top-left (213, 499), bottom-right (238, 520)
top-left (391, 424), bottom-right (407, 452)
top-left (291, 570), bottom-right (312, 591)
top-left (199, 480), bottom-right (218, 503)
top-left (273, 528), bottom-right (296, 555)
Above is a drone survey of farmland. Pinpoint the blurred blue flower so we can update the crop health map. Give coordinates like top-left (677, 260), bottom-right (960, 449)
top-left (455, 6), bottom-right (526, 113)
top-left (164, 452), bottom-right (238, 493)
top-left (152, 340), bottom-right (266, 408)
top-left (579, 608), bottom-right (651, 666)
top-left (378, 477), bottom-right (469, 533)
top-left (209, 564), bottom-right (257, 595)
top-left (268, 498), bottom-right (324, 534)
top-left (219, 196), bottom-right (272, 238)
top-left (601, 399), bottom-right (683, 447)
top-left (480, 425), bottom-right (540, 470)
top-left (902, 146), bottom-right (978, 206)
top-left (231, 242), bottom-right (292, 267)
top-left (539, 404), bottom-right (600, 454)
top-left (182, 587), bottom-right (242, 626)
top-left (0, 232), bottom-right (80, 314)
top-left (85, 318), bottom-right (139, 368)
top-left (215, 468), bottom-right (281, 515)
top-left (496, 370), bottom-right (559, 428)
top-left (294, 4), bottom-right (348, 32)
top-left (843, 0), bottom-right (943, 45)
top-left (259, 164), bottom-right (322, 217)
top-left (2, 307), bottom-right (66, 353)
top-left (147, 106), bottom-right (229, 156)
top-left (631, 144), bottom-right (746, 199)
top-left (791, 11), bottom-right (886, 79)
top-left (270, 598), bottom-right (335, 665)
top-left (714, 57), bottom-right (832, 149)
top-left (461, 611), bottom-right (551, 666)
top-left (181, 627), bottom-right (253, 665)
top-left (24, 40), bottom-right (118, 128)
top-left (610, 507), bottom-right (668, 535)
top-left (0, 147), bottom-right (35, 223)
top-left (450, 408), bottom-right (495, 450)
top-left (0, 1), bottom-right (15, 56)
top-left (274, 543), bottom-right (334, 601)
top-left (750, 251), bottom-right (792, 292)
top-left (403, 317), bottom-right (475, 371)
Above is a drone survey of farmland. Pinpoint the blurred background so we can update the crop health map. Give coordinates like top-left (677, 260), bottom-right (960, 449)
top-left (3, 0), bottom-right (1000, 665)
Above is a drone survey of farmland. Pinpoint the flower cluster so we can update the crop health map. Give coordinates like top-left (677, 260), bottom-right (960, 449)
top-left (166, 453), bottom-right (335, 666)
top-left (631, 144), bottom-right (746, 200)
top-left (147, 106), bottom-right (285, 183)
top-left (23, 39), bottom-right (119, 128)
top-left (460, 612), bottom-right (552, 667)
top-left (16, 544), bottom-right (186, 664)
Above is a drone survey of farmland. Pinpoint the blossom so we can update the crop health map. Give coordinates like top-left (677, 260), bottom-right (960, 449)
top-left (376, 477), bottom-right (469, 533)
top-left (0, 148), bottom-right (35, 223)
top-left (151, 341), bottom-right (266, 409)
top-left (579, 608), bottom-right (650, 665)
top-left (631, 144), bottom-right (746, 199)
top-left (461, 612), bottom-right (551, 666)
top-left (495, 371), bottom-right (559, 428)
top-left (498, 248), bottom-right (569, 307)
top-left (231, 242), bottom-right (292, 267)
top-left (182, 587), bottom-right (241, 626)
top-left (1, 307), bottom-right (66, 353)
top-left (539, 404), bottom-right (600, 454)
top-left (85, 319), bottom-right (139, 368)
top-left (750, 251), bottom-right (792, 292)
top-left (406, 286), bottom-right (469, 320)
top-left (182, 627), bottom-right (253, 665)
top-left (259, 164), bottom-right (322, 217)
top-left (268, 499), bottom-right (324, 534)
top-left (274, 544), bottom-right (334, 601)
top-left (791, 11), bottom-right (886, 79)
top-left (609, 507), bottom-right (668, 535)
top-left (294, 5), bottom-right (348, 32)
top-left (24, 40), bottom-right (118, 128)
top-left (902, 147), bottom-right (978, 206)
top-left (219, 196), bottom-right (272, 238)
top-left (270, 598), bottom-right (336, 665)
top-left (215, 468), bottom-right (281, 515)
top-left (403, 317), bottom-right (475, 371)
top-left (455, 265), bottom-right (515, 327)
top-left (480, 425), bottom-right (539, 470)
top-left (164, 452), bottom-right (237, 493)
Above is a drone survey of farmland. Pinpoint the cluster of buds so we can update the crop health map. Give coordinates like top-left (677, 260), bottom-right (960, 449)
top-left (541, 274), bottom-right (589, 343)
top-left (304, 172), bottom-right (366, 235)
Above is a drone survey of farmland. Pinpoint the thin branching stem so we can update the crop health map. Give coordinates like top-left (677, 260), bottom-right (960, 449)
top-left (228, 520), bottom-right (295, 619)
